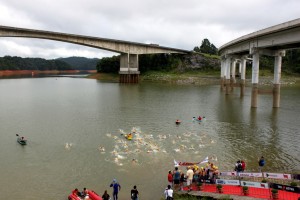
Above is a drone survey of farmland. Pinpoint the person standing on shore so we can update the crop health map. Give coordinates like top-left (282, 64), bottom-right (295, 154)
top-left (164, 185), bottom-right (173, 200)
top-left (167, 170), bottom-right (173, 187)
top-left (130, 185), bottom-right (139, 200)
top-left (186, 166), bottom-right (194, 191)
top-left (258, 156), bottom-right (265, 172)
top-left (173, 167), bottom-right (180, 191)
top-left (241, 160), bottom-right (246, 172)
top-left (110, 178), bottom-right (121, 200)
top-left (102, 190), bottom-right (110, 200)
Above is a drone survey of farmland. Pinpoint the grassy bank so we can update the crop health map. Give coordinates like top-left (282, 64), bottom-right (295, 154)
top-left (140, 70), bottom-right (221, 85)
top-left (88, 70), bottom-right (222, 85)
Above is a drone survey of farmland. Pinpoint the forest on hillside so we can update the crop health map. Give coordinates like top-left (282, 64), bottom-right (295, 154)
top-left (57, 57), bottom-right (99, 70)
top-left (97, 39), bottom-right (300, 74)
top-left (0, 56), bottom-right (99, 71)
top-left (0, 56), bottom-right (73, 71)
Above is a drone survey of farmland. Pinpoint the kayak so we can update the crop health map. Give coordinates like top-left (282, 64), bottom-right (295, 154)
top-left (68, 190), bottom-right (102, 200)
top-left (17, 137), bottom-right (27, 145)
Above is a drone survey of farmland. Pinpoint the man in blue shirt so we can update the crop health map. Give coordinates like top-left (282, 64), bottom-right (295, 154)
top-left (110, 178), bottom-right (121, 200)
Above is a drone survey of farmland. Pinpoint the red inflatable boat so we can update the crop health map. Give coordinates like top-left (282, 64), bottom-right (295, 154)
top-left (68, 190), bottom-right (102, 200)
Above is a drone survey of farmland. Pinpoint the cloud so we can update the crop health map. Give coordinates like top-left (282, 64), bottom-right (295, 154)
top-left (0, 0), bottom-right (299, 59)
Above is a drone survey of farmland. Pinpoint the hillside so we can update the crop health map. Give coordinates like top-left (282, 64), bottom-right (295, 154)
top-left (0, 56), bottom-right (73, 71)
top-left (0, 56), bottom-right (99, 71)
top-left (57, 57), bottom-right (99, 70)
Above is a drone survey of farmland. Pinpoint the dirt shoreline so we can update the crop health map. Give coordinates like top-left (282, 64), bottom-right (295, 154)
top-left (0, 70), bottom-right (96, 77)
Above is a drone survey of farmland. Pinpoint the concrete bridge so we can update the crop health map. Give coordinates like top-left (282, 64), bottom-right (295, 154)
top-left (0, 25), bottom-right (190, 83)
top-left (218, 18), bottom-right (300, 108)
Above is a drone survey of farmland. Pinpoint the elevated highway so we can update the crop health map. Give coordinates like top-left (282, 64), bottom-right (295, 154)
top-left (0, 25), bottom-right (190, 83)
top-left (218, 18), bottom-right (300, 108)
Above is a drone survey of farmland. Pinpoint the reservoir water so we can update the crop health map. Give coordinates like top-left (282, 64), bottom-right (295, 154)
top-left (0, 77), bottom-right (299, 200)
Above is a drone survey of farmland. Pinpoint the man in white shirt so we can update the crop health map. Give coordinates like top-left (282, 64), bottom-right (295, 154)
top-left (164, 185), bottom-right (173, 200)
top-left (186, 166), bottom-right (194, 191)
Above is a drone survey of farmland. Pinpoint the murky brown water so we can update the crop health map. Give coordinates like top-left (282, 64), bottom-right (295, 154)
top-left (0, 77), bottom-right (299, 199)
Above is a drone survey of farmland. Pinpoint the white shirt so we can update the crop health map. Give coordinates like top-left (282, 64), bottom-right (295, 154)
top-left (164, 188), bottom-right (173, 198)
top-left (186, 169), bottom-right (194, 180)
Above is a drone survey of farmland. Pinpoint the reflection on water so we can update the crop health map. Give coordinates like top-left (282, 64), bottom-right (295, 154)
top-left (0, 77), bottom-right (299, 200)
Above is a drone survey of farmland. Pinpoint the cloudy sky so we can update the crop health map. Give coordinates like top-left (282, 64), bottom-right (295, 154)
top-left (0, 0), bottom-right (299, 59)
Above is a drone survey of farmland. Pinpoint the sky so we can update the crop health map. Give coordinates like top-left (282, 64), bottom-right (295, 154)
top-left (0, 0), bottom-right (299, 59)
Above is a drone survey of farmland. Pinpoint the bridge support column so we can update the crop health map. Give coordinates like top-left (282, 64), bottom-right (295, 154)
top-left (251, 50), bottom-right (259, 108)
top-left (240, 57), bottom-right (247, 97)
top-left (230, 60), bottom-right (236, 90)
top-left (225, 57), bottom-right (231, 95)
top-left (273, 53), bottom-right (283, 107)
top-left (119, 53), bottom-right (140, 83)
top-left (220, 59), bottom-right (226, 90)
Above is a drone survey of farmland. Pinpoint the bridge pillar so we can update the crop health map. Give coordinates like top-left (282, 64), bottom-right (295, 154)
top-left (273, 52), bottom-right (284, 107)
top-left (240, 57), bottom-right (247, 97)
top-left (225, 57), bottom-right (231, 95)
top-left (238, 61), bottom-right (242, 76)
top-left (230, 60), bottom-right (236, 90)
top-left (251, 49), bottom-right (259, 108)
top-left (119, 53), bottom-right (140, 83)
top-left (220, 59), bottom-right (226, 90)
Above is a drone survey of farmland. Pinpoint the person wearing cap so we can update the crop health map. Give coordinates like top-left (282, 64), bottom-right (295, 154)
top-left (110, 179), bottom-right (121, 200)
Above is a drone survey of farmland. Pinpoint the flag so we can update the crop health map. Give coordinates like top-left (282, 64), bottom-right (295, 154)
top-left (174, 159), bottom-right (179, 167)
top-left (200, 156), bottom-right (209, 164)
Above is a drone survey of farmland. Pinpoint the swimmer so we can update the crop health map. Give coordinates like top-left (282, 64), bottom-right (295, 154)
top-left (98, 146), bottom-right (105, 152)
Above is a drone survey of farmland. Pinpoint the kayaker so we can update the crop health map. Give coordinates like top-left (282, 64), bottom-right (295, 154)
top-left (198, 116), bottom-right (202, 120)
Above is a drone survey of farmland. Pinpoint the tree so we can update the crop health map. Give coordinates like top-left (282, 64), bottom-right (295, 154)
top-left (194, 38), bottom-right (218, 55)
top-left (96, 55), bottom-right (120, 73)
top-left (284, 49), bottom-right (300, 73)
